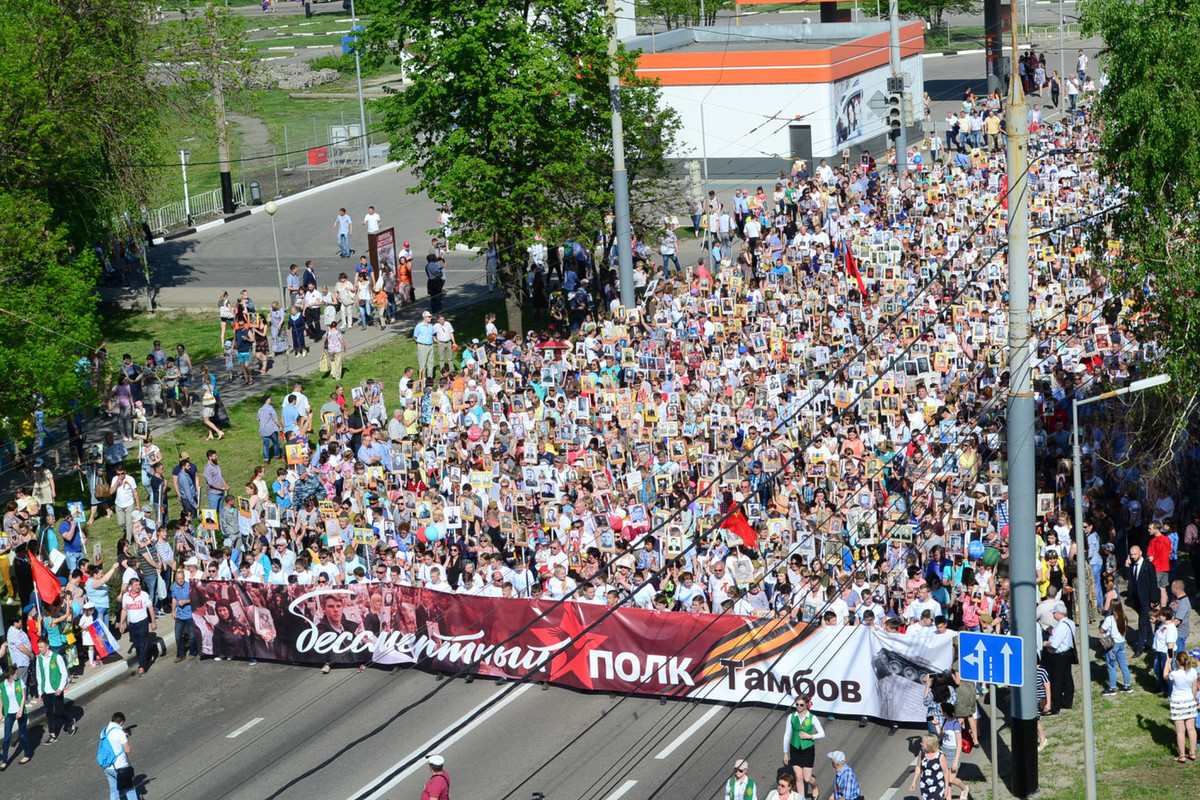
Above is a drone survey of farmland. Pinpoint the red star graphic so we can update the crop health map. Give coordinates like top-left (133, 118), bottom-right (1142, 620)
top-left (528, 605), bottom-right (609, 689)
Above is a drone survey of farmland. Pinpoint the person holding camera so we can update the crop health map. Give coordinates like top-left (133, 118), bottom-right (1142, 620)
top-left (99, 711), bottom-right (136, 800)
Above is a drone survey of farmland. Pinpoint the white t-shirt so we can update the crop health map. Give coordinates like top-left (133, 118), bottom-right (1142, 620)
top-left (122, 590), bottom-right (152, 624)
top-left (111, 475), bottom-right (137, 509)
top-left (1169, 667), bottom-right (1198, 702)
top-left (104, 723), bottom-right (131, 769)
top-left (363, 212), bottom-right (382, 233)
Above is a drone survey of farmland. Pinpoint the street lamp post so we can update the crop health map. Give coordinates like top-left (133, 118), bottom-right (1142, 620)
top-left (1059, 0), bottom-right (1066, 108)
top-left (264, 200), bottom-right (286, 310)
top-left (1071, 372), bottom-right (1171, 800)
top-left (180, 149), bottom-right (192, 226)
top-left (349, 0), bottom-right (370, 171)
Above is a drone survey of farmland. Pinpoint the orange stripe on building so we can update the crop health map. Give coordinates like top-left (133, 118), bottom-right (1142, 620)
top-left (635, 23), bottom-right (924, 87)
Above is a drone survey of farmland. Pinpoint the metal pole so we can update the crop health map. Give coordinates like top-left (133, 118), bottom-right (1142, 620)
top-left (888, 0), bottom-right (907, 176)
top-left (1071, 398), bottom-right (1098, 800)
top-left (1005, 3), bottom-right (1039, 795)
top-left (350, 0), bottom-right (370, 170)
top-left (699, 0), bottom-right (705, 27)
top-left (285, 124), bottom-right (291, 170)
top-left (608, 0), bottom-right (635, 309)
top-left (1058, 0), bottom-right (1066, 110)
top-left (268, 209), bottom-right (285, 310)
top-left (989, 687), bottom-right (999, 800)
top-left (700, 104), bottom-right (712, 271)
top-left (273, 147), bottom-right (280, 198)
top-left (180, 150), bottom-right (192, 225)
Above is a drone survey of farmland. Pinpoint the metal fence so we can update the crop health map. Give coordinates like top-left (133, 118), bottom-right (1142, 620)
top-left (1029, 23), bottom-right (1081, 42)
top-left (145, 107), bottom-right (392, 235)
top-left (147, 183), bottom-right (248, 234)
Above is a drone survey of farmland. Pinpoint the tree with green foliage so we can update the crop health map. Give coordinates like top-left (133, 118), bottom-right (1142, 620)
top-left (149, 1), bottom-right (260, 215)
top-left (0, 0), bottom-right (167, 243)
top-left (0, 0), bottom-right (167, 428)
top-left (866, 0), bottom-right (979, 29)
top-left (1080, 0), bottom-right (1200, 399)
top-left (363, 0), bottom-right (680, 332)
top-left (640, 0), bottom-right (734, 29)
top-left (0, 193), bottom-right (101, 431)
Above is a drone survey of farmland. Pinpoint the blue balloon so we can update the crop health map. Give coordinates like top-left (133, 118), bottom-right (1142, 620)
top-left (967, 540), bottom-right (985, 559)
top-left (913, 154), bottom-right (923, 165)
top-left (425, 524), bottom-right (442, 542)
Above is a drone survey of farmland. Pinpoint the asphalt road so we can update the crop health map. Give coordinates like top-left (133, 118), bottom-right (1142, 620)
top-left (0, 656), bottom-right (992, 800)
top-left (138, 164), bottom-right (491, 308)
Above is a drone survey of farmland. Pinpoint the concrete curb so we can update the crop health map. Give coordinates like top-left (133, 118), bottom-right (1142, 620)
top-left (151, 160), bottom-right (403, 245)
top-left (924, 43), bottom-right (1031, 59)
top-left (24, 632), bottom-right (177, 728)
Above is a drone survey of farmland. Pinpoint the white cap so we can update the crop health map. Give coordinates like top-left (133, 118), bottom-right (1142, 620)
top-left (427, 754), bottom-right (445, 768)
top-left (827, 750), bottom-right (847, 764)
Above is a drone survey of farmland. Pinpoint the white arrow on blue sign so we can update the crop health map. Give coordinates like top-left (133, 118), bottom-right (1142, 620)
top-left (958, 631), bottom-right (1024, 687)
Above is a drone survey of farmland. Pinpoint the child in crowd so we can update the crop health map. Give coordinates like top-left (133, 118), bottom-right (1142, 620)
top-left (1153, 608), bottom-right (1177, 695)
top-left (223, 340), bottom-right (235, 382)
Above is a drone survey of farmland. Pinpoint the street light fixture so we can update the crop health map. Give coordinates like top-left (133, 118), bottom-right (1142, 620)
top-left (1071, 371), bottom-right (1171, 800)
top-left (264, 200), bottom-right (286, 310)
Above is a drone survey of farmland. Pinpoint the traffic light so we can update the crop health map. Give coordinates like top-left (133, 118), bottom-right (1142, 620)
top-left (886, 93), bottom-right (903, 130)
top-left (904, 92), bottom-right (915, 126)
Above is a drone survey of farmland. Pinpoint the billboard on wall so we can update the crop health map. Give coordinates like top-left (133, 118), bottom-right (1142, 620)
top-left (833, 76), bottom-right (866, 148)
top-left (193, 582), bottom-right (953, 722)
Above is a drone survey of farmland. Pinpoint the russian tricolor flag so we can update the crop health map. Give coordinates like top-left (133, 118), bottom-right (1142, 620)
top-left (89, 618), bottom-right (120, 660)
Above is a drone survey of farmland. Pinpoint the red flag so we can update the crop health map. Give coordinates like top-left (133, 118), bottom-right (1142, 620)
top-left (844, 239), bottom-right (867, 297)
top-left (30, 554), bottom-right (60, 605)
top-left (721, 508), bottom-right (758, 550)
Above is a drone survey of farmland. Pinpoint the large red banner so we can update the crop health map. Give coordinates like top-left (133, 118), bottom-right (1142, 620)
top-left (191, 582), bottom-right (951, 721)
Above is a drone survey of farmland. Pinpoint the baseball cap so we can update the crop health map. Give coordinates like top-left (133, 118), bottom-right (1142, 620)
top-left (827, 751), bottom-right (846, 764)
top-left (179, 451), bottom-right (190, 461)
top-left (1052, 601), bottom-right (1068, 615)
top-left (427, 754), bottom-right (444, 767)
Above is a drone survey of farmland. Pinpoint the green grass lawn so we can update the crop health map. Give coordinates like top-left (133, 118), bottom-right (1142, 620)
top-left (9, 298), bottom-right (503, 608)
top-left (1036, 645), bottom-right (1200, 798)
top-left (924, 26), bottom-right (987, 52)
top-left (99, 307), bottom-right (225, 367)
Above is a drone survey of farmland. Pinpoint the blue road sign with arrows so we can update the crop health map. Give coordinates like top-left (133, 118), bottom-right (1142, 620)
top-left (958, 631), bottom-right (1024, 686)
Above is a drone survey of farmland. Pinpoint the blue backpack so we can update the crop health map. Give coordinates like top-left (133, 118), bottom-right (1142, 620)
top-left (97, 725), bottom-right (120, 768)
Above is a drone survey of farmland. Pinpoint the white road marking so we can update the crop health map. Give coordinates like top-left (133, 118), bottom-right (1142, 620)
top-left (604, 779), bottom-right (639, 800)
top-left (226, 717), bottom-right (264, 739)
top-left (349, 683), bottom-right (533, 800)
top-left (654, 705), bottom-right (723, 760)
top-left (879, 787), bottom-right (900, 800)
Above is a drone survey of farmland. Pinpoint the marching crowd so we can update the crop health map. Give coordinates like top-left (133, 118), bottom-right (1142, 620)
top-left (1, 73), bottom-right (1199, 800)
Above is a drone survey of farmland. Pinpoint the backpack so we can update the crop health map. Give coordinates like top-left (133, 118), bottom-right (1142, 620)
top-left (97, 725), bottom-right (120, 768)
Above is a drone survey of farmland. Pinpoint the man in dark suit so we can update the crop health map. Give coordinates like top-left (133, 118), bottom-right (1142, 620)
top-left (1125, 545), bottom-right (1158, 654)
